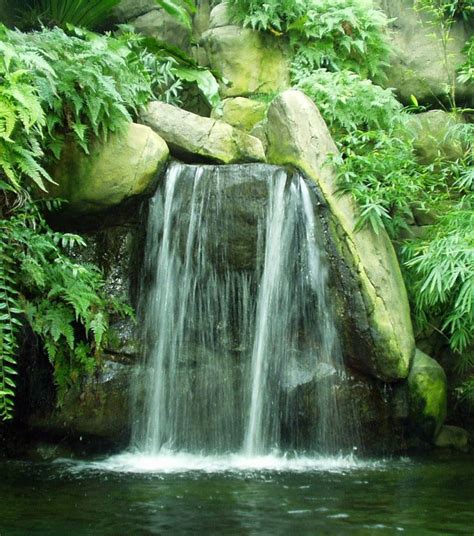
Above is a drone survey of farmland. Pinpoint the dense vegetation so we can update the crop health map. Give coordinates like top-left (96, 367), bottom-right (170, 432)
top-left (0, 0), bottom-right (472, 421)
top-left (228, 0), bottom-right (474, 401)
top-left (0, 1), bottom-right (216, 420)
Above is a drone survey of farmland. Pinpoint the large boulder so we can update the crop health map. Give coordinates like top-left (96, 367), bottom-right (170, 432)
top-left (376, 0), bottom-right (473, 107)
top-left (112, 0), bottom-right (158, 21)
top-left (407, 110), bottom-right (467, 164)
top-left (50, 123), bottom-right (168, 215)
top-left (407, 349), bottom-right (447, 440)
top-left (211, 97), bottom-right (268, 132)
top-left (435, 425), bottom-right (469, 451)
top-left (141, 100), bottom-right (266, 163)
top-left (265, 89), bottom-right (415, 382)
top-left (129, 8), bottom-right (192, 50)
top-left (201, 25), bottom-right (290, 97)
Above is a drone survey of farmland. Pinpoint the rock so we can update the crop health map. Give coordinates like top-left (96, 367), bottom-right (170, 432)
top-left (408, 349), bottom-right (447, 440)
top-left (209, 1), bottom-right (233, 29)
top-left (50, 123), bottom-right (168, 215)
top-left (193, 0), bottom-right (211, 37)
top-left (112, 0), bottom-right (157, 21)
top-left (250, 121), bottom-right (269, 153)
top-left (29, 359), bottom-right (141, 444)
top-left (407, 110), bottom-right (467, 164)
top-left (211, 97), bottom-right (268, 132)
top-left (435, 425), bottom-right (469, 451)
top-left (265, 89), bottom-right (415, 382)
top-left (141, 100), bottom-right (266, 164)
top-left (201, 25), bottom-right (290, 97)
top-left (376, 0), bottom-right (473, 107)
top-left (130, 8), bottom-right (192, 51)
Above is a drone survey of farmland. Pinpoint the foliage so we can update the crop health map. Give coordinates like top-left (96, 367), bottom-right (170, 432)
top-left (123, 29), bottom-right (221, 109)
top-left (8, 0), bottom-right (197, 30)
top-left (227, 0), bottom-right (391, 79)
top-left (333, 127), bottom-right (433, 236)
top-left (7, 0), bottom-right (121, 29)
top-left (155, 0), bottom-right (196, 30)
top-left (402, 195), bottom-right (473, 355)
top-left (458, 36), bottom-right (474, 85)
top-left (0, 25), bottom-right (154, 419)
top-left (0, 24), bottom-right (154, 186)
top-left (0, 204), bottom-right (132, 418)
top-left (414, 0), bottom-right (474, 108)
top-left (294, 69), bottom-right (402, 134)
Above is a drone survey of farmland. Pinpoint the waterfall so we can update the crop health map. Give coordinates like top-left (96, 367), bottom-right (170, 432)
top-left (132, 162), bottom-right (352, 458)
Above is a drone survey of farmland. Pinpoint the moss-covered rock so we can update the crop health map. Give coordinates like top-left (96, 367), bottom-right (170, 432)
top-left (50, 123), bottom-right (168, 215)
top-left (435, 425), bottom-right (469, 451)
top-left (265, 89), bottom-right (415, 382)
top-left (201, 25), bottom-right (290, 97)
top-left (141, 100), bottom-right (266, 163)
top-left (408, 349), bottom-right (447, 440)
top-left (212, 97), bottom-right (268, 132)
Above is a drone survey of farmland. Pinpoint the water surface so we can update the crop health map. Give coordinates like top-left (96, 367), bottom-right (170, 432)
top-left (1, 454), bottom-right (473, 535)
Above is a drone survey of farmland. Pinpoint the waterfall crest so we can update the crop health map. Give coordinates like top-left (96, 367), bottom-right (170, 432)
top-left (133, 162), bottom-right (353, 457)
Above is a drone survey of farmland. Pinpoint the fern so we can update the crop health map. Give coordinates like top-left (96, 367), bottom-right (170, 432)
top-left (228, 0), bottom-right (391, 80)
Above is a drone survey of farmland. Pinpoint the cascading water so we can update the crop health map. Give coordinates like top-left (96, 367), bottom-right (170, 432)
top-left (132, 162), bottom-right (354, 462)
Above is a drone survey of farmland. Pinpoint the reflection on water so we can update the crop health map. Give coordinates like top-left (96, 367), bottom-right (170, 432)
top-left (1, 456), bottom-right (474, 535)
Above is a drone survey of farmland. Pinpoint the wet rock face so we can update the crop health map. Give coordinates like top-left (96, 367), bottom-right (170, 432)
top-left (265, 89), bottom-right (415, 383)
top-left (27, 224), bottom-right (145, 447)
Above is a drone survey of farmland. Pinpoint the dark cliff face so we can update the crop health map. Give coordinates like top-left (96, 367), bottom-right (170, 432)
top-left (14, 163), bottom-right (418, 455)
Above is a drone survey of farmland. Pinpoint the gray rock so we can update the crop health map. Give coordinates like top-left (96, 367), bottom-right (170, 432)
top-left (201, 25), bottom-right (290, 97)
top-left (130, 8), bottom-right (192, 50)
top-left (141, 100), bottom-right (266, 163)
top-left (209, 1), bottom-right (233, 29)
top-left (265, 89), bottom-right (415, 382)
top-left (29, 359), bottom-right (141, 443)
top-left (112, 0), bottom-right (157, 21)
top-left (376, 0), bottom-right (473, 106)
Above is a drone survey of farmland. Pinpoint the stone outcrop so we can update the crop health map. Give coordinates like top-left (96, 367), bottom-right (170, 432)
top-left (435, 425), bottom-right (469, 451)
top-left (407, 350), bottom-right (447, 440)
top-left (50, 123), bottom-right (168, 215)
top-left (201, 24), bottom-right (290, 97)
top-left (211, 97), bottom-right (268, 132)
top-left (376, 0), bottom-right (473, 107)
top-left (141, 100), bottom-right (266, 164)
top-left (112, 0), bottom-right (192, 50)
top-left (265, 89), bottom-right (415, 382)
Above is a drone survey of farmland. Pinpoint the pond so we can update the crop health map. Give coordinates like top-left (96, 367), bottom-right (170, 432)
top-left (1, 453), bottom-right (473, 535)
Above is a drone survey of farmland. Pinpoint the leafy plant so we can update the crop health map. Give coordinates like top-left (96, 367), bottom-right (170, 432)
top-left (402, 195), bottom-right (473, 355)
top-left (1, 204), bottom-right (132, 416)
top-left (155, 0), bottom-right (195, 30)
top-left (294, 69), bottom-right (402, 134)
top-left (228, 0), bottom-right (391, 79)
top-left (7, 0), bottom-right (121, 29)
top-left (0, 25), bottom-right (154, 419)
top-left (458, 35), bottom-right (474, 85)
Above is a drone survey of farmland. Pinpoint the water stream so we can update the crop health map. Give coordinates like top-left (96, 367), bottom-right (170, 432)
top-left (131, 162), bottom-right (353, 464)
